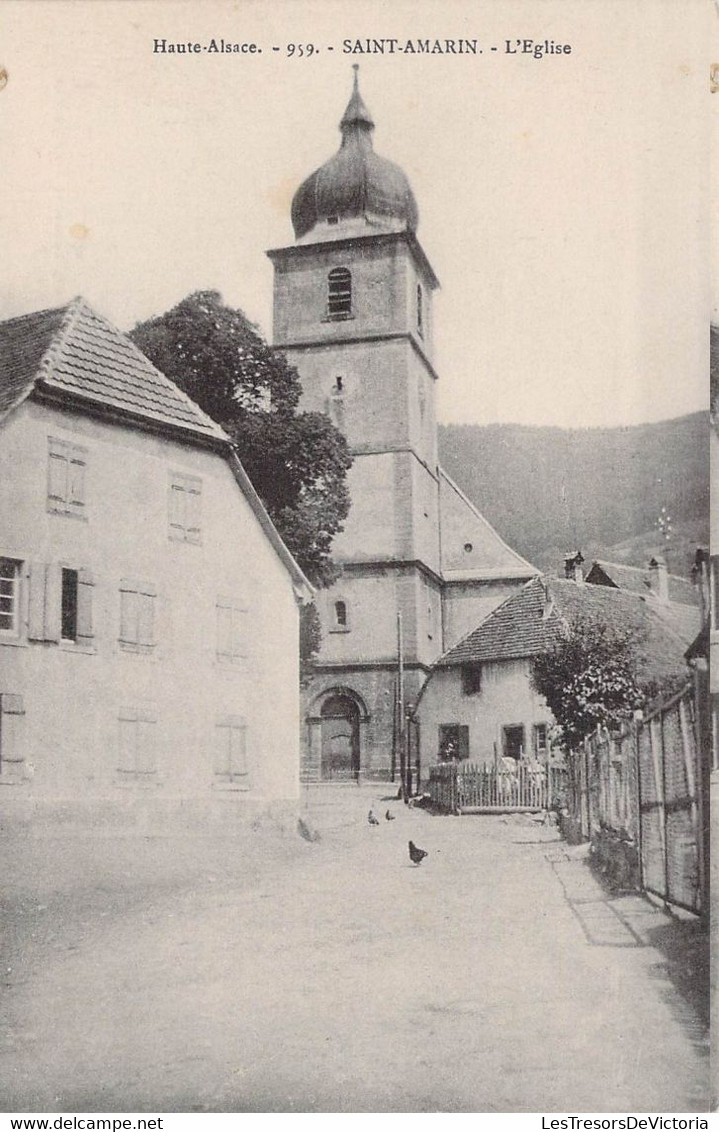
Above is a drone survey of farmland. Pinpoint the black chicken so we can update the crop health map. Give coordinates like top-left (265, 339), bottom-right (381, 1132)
top-left (368, 810), bottom-right (380, 825)
top-left (408, 840), bottom-right (428, 865)
top-left (385, 809), bottom-right (396, 821)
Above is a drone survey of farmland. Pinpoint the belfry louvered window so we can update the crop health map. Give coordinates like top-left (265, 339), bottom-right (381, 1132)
top-left (327, 267), bottom-right (352, 316)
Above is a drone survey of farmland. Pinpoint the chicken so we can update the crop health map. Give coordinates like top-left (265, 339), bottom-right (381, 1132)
top-left (297, 817), bottom-right (321, 843)
top-left (368, 809), bottom-right (380, 825)
top-left (408, 840), bottom-right (428, 865)
top-left (385, 809), bottom-right (396, 821)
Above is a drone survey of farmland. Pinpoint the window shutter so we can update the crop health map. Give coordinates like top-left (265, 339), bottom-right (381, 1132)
top-left (216, 602), bottom-right (232, 659)
top-left (0, 694), bottom-right (25, 772)
top-left (136, 710), bottom-right (157, 774)
top-left (67, 455), bottom-right (86, 507)
top-left (458, 726), bottom-right (470, 761)
top-left (28, 562), bottom-right (47, 640)
top-left (120, 586), bottom-right (139, 644)
top-left (138, 592), bottom-right (155, 648)
top-left (168, 483), bottom-right (185, 535)
top-left (230, 722), bottom-right (248, 780)
top-left (43, 564), bottom-right (61, 642)
top-left (231, 608), bottom-right (247, 659)
top-left (185, 483), bottom-right (202, 543)
top-left (76, 568), bottom-right (94, 644)
top-left (213, 723), bottom-right (231, 777)
top-left (118, 709), bottom-right (137, 773)
top-left (48, 451), bottom-right (68, 503)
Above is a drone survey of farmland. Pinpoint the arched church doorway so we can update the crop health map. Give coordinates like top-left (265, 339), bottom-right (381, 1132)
top-left (320, 694), bottom-right (360, 780)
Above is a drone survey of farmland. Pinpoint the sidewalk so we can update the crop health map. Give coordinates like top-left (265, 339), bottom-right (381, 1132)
top-left (0, 785), bottom-right (709, 1112)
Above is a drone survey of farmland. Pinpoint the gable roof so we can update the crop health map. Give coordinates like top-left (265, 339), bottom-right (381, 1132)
top-left (0, 297), bottom-right (228, 442)
top-left (436, 575), bottom-right (696, 686)
top-left (585, 559), bottom-right (699, 608)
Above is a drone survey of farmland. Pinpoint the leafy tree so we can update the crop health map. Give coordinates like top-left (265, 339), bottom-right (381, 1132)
top-left (299, 604), bottom-right (322, 687)
top-left (130, 291), bottom-right (352, 588)
top-left (531, 617), bottom-right (646, 750)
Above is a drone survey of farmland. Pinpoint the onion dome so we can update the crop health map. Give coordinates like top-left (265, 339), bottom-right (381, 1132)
top-left (291, 67), bottom-right (419, 240)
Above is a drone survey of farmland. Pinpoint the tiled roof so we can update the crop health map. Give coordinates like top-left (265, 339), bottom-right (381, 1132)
top-left (586, 559), bottom-right (699, 607)
top-left (437, 575), bottom-right (695, 686)
top-left (0, 298), bottom-right (228, 442)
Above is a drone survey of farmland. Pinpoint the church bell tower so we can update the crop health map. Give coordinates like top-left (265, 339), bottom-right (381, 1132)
top-left (268, 68), bottom-right (444, 780)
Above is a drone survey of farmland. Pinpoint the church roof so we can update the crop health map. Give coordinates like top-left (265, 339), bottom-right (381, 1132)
top-left (0, 297), bottom-right (228, 442)
top-left (439, 467), bottom-right (537, 581)
top-left (436, 575), bottom-right (694, 687)
top-left (291, 68), bottom-right (419, 240)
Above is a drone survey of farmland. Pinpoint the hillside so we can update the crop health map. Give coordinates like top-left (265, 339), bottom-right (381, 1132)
top-left (438, 412), bottom-right (709, 577)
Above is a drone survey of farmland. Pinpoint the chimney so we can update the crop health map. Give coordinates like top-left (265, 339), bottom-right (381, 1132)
top-left (541, 581), bottom-right (555, 620)
top-left (648, 556), bottom-right (669, 603)
top-left (563, 551), bottom-right (584, 584)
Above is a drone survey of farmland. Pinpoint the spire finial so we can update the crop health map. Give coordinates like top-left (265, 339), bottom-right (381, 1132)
top-left (340, 65), bottom-right (374, 134)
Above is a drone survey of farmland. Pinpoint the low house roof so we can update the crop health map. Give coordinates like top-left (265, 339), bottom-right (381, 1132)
top-left (0, 298), bottom-right (228, 442)
top-left (435, 575), bottom-right (696, 686)
top-left (0, 297), bottom-right (313, 600)
top-left (585, 559), bottom-right (699, 608)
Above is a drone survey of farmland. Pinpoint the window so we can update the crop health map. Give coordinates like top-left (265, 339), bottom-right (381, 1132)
top-left (330, 598), bottom-right (349, 632)
top-left (0, 558), bottom-right (21, 636)
top-left (533, 723), bottom-right (548, 759)
top-left (503, 724), bottom-right (525, 761)
top-left (327, 267), bottom-right (352, 316)
top-left (27, 563), bottom-right (94, 646)
top-left (214, 716), bottom-right (249, 788)
top-left (438, 724), bottom-right (469, 761)
top-left (120, 579), bottom-right (157, 652)
top-left (216, 599), bottom-right (247, 662)
top-left (334, 376), bottom-right (344, 393)
top-left (461, 664), bottom-right (482, 696)
top-left (711, 556), bottom-right (719, 631)
top-left (61, 568), bottom-right (78, 641)
top-left (416, 283), bottom-right (424, 337)
top-left (0, 694), bottom-right (25, 782)
top-left (169, 473), bottom-right (202, 544)
top-left (47, 437), bottom-right (87, 517)
top-left (117, 707), bottom-right (157, 778)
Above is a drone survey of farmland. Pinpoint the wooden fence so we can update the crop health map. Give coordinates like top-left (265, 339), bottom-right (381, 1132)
top-left (429, 760), bottom-right (567, 814)
top-left (570, 680), bottom-right (708, 916)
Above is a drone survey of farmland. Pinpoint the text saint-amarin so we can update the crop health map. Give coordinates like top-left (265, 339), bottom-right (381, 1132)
top-left (343, 38), bottom-right (478, 54)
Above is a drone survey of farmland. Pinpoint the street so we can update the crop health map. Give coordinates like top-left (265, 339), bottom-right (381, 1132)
top-left (0, 786), bottom-right (709, 1113)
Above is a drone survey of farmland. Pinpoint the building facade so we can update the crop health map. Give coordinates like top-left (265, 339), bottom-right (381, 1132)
top-left (415, 573), bottom-right (699, 775)
top-left (268, 71), bottom-right (536, 780)
top-left (0, 299), bottom-right (312, 820)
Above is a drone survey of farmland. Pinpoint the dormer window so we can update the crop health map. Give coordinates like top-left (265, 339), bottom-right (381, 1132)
top-left (417, 283), bottom-right (424, 337)
top-left (328, 267), bottom-right (352, 316)
top-left (327, 216), bottom-right (339, 226)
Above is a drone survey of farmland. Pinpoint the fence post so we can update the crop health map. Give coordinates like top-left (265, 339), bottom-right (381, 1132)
top-left (633, 718), bottom-right (644, 890)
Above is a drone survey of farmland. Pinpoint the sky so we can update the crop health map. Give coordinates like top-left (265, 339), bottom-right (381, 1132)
top-left (0, 0), bottom-right (713, 428)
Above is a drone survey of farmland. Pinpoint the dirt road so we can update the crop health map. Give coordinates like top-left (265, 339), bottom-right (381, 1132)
top-left (0, 786), bottom-right (709, 1112)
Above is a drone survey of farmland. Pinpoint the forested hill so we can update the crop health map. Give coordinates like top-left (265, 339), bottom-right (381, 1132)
top-left (438, 412), bottom-right (709, 576)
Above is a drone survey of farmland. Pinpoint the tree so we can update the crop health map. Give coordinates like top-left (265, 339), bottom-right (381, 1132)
top-left (130, 291), bottom-right (352, 587)
top-left (530, 616), bottom-right (646, 750)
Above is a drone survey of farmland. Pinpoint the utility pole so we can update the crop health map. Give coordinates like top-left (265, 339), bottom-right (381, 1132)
top-left (397, 611), bottom-right (406, 801)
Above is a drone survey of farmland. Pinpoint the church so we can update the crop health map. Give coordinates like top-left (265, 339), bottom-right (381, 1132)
top-left (267, 70), bottom-right (536, 781)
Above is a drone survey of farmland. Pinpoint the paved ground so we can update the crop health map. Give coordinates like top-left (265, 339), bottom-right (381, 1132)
top-left (0, 785), bottom-right (710, 1113)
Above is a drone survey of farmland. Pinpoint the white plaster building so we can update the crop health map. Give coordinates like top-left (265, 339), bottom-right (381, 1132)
top-left (0, 298), bottom-right (312, 821)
